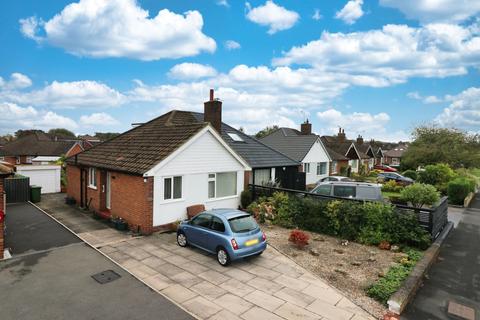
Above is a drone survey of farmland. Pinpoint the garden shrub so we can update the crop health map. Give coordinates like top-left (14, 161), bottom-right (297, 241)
top-left (400, 183), bottom-right (440, 208)
top-left (447, 177), bottom-right (475, 205)
top-left (288, 229), bottom-right (310, 249)
top-left (367, 249), bottom-right (422, 305)
top-left (417, 163), bottom-right (456, 194)
top-left (240, 190), bottom-right (253, 209)
top-left (381, 180), bottom-right (403, 193)
top-left (402, 170), bottom-right (417, 181)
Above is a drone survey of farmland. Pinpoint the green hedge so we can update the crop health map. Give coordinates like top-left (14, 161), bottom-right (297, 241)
top-left (402, 170), bottom-right (417, 180)
top-left (248, 192), bottom-right (431, 249)
top-left (447, 177), bottom-right (475, 205)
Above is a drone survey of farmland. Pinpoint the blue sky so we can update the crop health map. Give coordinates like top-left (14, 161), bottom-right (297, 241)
top-left (1, 0), bottom-right (479, 141)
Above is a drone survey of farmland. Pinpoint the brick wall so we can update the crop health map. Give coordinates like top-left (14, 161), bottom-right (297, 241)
top-left (3, 157), bottom-right (16, 166)
top-left (66, 164), bottom-right (154, 234)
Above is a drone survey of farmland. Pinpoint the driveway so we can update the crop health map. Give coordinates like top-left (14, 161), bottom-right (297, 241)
top-left (38, 193), bottom-right (374, 320)
top-left (402, 195), bottom-right (480, 320)
top-left (0, 202), bottom-right (194, 320)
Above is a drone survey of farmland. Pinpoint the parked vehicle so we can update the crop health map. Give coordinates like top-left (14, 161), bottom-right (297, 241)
top-left (377, 172), bottom-right (414, 185)
top-left (177, 209), bottom-right (267, 266)
top-left (311, 181), bottom-right (383, 201)
top-left (374, 164), bottom-right (398, 172)
top-left (317, 176), bottom-right (353, 183)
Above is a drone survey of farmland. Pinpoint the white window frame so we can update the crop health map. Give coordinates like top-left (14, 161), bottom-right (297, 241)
top-left (316, 162), bottom-right (327, 176)
top-left (88, 168), bottom-right (97, 189)
top-left (26, 156), bottom-right (33, 164)
top-left (331, 161), bottom-right (338, 174)
top-left (16, 157), bottom-right (20, 164)
top-left (207, 171), bottom-right (238, 200)
top-left (304, 163), bottom-right (310, 174)
top-left (392, 158), bottom-right (400, 165)
top-left (163, 176), bottom-right (183, 201)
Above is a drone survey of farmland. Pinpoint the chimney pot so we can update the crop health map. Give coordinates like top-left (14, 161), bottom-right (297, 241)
top-left (209, 89), bottom-right (214, 101)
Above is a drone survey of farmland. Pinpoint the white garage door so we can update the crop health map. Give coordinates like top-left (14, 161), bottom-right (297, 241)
top-left (16, 165), bottom-right (61, 194)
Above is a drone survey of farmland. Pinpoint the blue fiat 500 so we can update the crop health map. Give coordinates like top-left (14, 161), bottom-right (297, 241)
top-left (176, 209), bottom-right (267, 266)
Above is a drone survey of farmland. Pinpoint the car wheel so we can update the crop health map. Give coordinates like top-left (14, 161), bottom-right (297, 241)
top-left (216, 247), bottom-right (231, 266)
top-left (177, 232), bottom-right (188, 247)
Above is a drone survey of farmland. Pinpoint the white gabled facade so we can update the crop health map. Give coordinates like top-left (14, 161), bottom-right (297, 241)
top-left (301, 138), bottom-right (331, 185)
top-left (145, 126), bottom-right (250, 226)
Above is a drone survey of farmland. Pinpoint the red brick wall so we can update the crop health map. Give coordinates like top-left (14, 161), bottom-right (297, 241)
top-left (3, 156), bottom-right (16, 165)
top-left (66, 144), bottom-right (84, 157)
top-left (66, 164), bottom-right (154, 234)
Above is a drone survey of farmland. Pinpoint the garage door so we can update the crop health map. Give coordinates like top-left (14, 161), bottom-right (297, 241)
top-left (16, 165), bottom-right (61, 194)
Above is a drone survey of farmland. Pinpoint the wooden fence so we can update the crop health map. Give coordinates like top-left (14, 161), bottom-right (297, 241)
top-left (5, 176), bottom-right (30, 203)
top-left (249, 184), bottom-right (449, 240)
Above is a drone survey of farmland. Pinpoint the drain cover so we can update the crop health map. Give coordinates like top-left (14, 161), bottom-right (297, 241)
top-left (448, 301), bottom-right (476, 320)
top-left (91, 270), bottom-right (121, 284)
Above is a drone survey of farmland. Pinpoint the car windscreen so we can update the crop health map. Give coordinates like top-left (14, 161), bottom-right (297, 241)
top-left (228, 215), bottom-right (258, 233)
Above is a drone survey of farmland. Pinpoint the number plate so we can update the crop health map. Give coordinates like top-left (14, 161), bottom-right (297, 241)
top-left (245, 238), bottom-right (259, 247)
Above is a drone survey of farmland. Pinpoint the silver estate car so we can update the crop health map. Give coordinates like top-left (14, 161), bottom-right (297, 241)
top-left (311, 181), bottom-right (383, 202)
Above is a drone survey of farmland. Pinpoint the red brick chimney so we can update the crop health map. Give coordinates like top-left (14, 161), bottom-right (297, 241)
top-left (356, 135), bottom-right (364, 144)
top-left (338, 128), bottom-right (346, 143)
top-left (300, 119), bottom-right (312, 135)
top-left (204, 89), bottom-right (222, 133)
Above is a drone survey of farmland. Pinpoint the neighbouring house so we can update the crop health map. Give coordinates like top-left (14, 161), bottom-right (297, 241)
top-left (0, 131), bottom-right (84, 166)
top-left (353, 135), bottom-right (376, 171)
top-left (0, 163), bottom-right (14, 259)
top-left (384, 144), bottom-right (409, 167)
top-left (259, 120), bottom-right (332, 185)
top-left (66, 91), bottom-right (301, 233)
top-left (369, 141), bottom-right (407, 166)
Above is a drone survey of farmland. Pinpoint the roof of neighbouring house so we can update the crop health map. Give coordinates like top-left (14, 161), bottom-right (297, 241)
top-left (0, 163), bottom-right (13, 175)
top-left (67, 110), bottom-right (299, 174)
top-left (259, 127), bottom-right (319, 162)
top-left (384, 145), bottom-right (408, 158)
top-left (0, 132), bottom-right (79, 157)
top-left (320, 136), bottom-right (352, 161)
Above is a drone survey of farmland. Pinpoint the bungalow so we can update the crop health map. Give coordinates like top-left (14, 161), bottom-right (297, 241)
top-left (66, 91), bottom-right (300, 233)
top-left (259, 120), bottom-right (332, 185)
top-left (384, 144), bottom-right (408, 167)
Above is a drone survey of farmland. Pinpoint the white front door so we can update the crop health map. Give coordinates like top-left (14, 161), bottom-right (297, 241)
top-left (106, 172), bottom-right (111, 209)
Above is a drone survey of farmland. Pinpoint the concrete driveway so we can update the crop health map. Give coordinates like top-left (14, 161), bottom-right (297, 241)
top-left (0, 202), bottom-right (194, 320)
top-left (37, 193), bottom-right (374, 320)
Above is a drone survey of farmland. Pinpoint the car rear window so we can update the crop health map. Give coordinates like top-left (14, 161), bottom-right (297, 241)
top-left (333, 185), bottom-right (356, 198)
top-left (228, 215), bottom-right (258, 233)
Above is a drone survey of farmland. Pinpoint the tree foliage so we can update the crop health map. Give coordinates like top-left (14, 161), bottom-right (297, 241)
top-left (94, 132), bottom-right (120, 141)
top-left (417, 163), bottom-right (456, 194)
top-left (48, 128), bottom-right (76, 138)
top-left (15, 129), bottom-right (44, 139)
top-left (400, 183), bottom-right (440, 208)
top-left (255, 125), bottom-right (279, 139)
top-left (402, 126), bottom-right (480, 169)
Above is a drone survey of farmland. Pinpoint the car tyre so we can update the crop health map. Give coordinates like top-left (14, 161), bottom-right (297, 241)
top-left (216, 247), bottom-right (231, 267)
top-left (177, 232), bottom-right (188, 247)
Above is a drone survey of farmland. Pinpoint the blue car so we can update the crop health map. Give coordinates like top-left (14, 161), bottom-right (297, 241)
top-left (176, 209), bottom-right (267, 266)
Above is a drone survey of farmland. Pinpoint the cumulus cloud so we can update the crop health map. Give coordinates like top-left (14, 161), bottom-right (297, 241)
top-left (19, 0), bottom-right (216, 61)
top-left (225, 40), bottom-right (241, 50)
top-left (407, 91), bottom-right (443, 104)
top-left (335, 0), bottom-right (364, 25)
top-left (80, 112), bottom-right (119, 126)
top-left (273, 23), bottom-right (480, 86)
top-left (435, 87), bottom-right (480, 131)
top-left (245, 1), bottom-right (299, 34)
top-left (0, 73), bottom-right (32, 90)
top-left (380, 0), bottom-right (480, 24)
top-left (168, 63), bottom-right (217, 80)
top-left (1, 80), bottom-right (125, 109)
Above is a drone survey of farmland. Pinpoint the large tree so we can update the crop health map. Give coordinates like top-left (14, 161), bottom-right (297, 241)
top-left (15, 129), bottom-right (45, 139)
top-left (402, 126), bottom-right (480, 169)
top-left (48, 128), bottom-right (76, 138)
top-left (255, 125), bottom-right (279, 139)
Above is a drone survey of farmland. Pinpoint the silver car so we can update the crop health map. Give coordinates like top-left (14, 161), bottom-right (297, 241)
top-left (311, 181), bottom-right (383, 202)
top-left (318, 176), bottom-right (352, 183)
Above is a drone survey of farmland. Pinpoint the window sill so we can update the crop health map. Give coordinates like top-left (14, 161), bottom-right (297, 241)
top-left (162, 198), bottom-right (185, 204)
top-left (88, 185), bottom-right (97, 190)
top-left (206, 194), bottom-right (239, 203)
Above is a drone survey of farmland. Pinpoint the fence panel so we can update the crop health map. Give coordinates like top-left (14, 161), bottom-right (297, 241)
top-left (249, 184), bottom-right (448, 240)
top-left (5, 176), bottom-right (30, 203)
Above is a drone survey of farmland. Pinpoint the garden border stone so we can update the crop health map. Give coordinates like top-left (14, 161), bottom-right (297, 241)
top-left (387, 221), bottom-right (454, 315)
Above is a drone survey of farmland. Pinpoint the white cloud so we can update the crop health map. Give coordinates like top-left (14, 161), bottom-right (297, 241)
top-left (435, 87), bottom-right (480, 131)
top-left (273, 23), bottom-right (480, 85)
top-left (2, 80), bottom-right (125, 109)
top-left (245, 1), bottom-right (299, 34)
top-left (0, 73), bottom-right (32, 90)
top-left (335, 0), bottom-right (364, 25)
top-left (33, 111), bottom-right (78, 130)
top-left (217, 0), bottom-right (229, 7)
top-left (380, 0), bottom-right (480, 24)
top-left (407, 91), bottom-right (443, 104)
top-left (80, 112), bottom-right (119, 126)
top-left (0, 102), bottom-right (38, 119)
top-left (168, 63), bottom-right (217, 80)
top-left (312, 9), bottom-right (322, 21)
top-left (225, 40), bottom-right (241, 50)
top-left (20, 0), bottom-right (216, 61)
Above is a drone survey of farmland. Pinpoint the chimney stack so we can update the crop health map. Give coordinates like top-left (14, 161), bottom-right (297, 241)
top-left (300, 119), bottom-right (312, 135)
top-left (338, 127), bottom-right (346, 143)
top-left (204, 89), bottom-right (222, 133)
top-left (356, 135), bottom-right (364, 145)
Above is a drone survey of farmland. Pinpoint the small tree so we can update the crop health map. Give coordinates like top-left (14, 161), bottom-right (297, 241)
top-left (400, 184), bottom-right (440, 208)
top-left (417, 163), bottom-right (456, 194)
top-left (255, 125), bottom-right (279, 139)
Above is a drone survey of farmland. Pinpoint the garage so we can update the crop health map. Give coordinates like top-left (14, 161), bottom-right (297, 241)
top-left (15, 165), bottom-right (61, 194)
